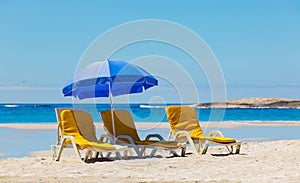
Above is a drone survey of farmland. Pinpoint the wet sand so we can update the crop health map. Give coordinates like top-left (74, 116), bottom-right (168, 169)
top-left (1, 121), bottom-right (300, 130)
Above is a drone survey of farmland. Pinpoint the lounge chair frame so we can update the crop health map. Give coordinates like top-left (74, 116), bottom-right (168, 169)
top-left (100, 110), bottom-right (186, 158)
top-left (166, 106), bottom-right (241, 155)
top-left (51, 108), bottom-right (128, 162)
top-left (100, 128), bottom-right (184, 158)
top-left (168, 130), bottom-right (241, 154)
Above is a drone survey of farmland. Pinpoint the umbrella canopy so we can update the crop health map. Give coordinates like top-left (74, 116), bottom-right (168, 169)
top-left (63, 59), bottom-right (158, 99)
top-left (62, 59), bottom-right (158, 141)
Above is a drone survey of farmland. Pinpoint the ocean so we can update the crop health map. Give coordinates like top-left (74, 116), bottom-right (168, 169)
top-left (1, 103), bottom-right (300, 123)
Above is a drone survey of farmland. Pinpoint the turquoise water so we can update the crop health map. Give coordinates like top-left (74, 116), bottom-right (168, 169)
top-left (1, 103), bottom-right (300, 123)
top-left (0, 128), bottom-right (55, 158)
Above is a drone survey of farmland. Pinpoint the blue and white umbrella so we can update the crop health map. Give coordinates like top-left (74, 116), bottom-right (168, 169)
top-left (62, 59), bottom-right (158, 138)
top-left (63, 59), bottom-right (158, 99)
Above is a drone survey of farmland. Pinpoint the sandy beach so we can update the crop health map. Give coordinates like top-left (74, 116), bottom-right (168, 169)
top-left (0, 139), bottom-right (299, 182)
top-left (0, 123), bottom-right (300, 182)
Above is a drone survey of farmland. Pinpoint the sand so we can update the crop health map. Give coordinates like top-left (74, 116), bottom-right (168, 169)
top-left (1, 139), bottom-right (300, 182)
top-left (1, 122), bottom-right (300, 182)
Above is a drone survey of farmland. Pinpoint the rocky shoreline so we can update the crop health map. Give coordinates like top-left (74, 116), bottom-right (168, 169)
top-left (196, 97), bottom-right (300, 108)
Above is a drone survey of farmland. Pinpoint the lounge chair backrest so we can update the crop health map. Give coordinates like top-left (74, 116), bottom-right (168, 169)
top-left (55, 108), bottom-right (97, 145)
top-left (71, 110), bottom-right (98, 142)
top-left (60, 110), bottom-right (92, 148)
top-left (55, 108), bottom-right (84, 122)
top-left (60, 110), bottom-right (114, 149)
top-left (55, 108), bottom-right (76, 145)
top-left (166, 106), bottom-right (204, 138)
top-left (101, 110), bottom-right (141, 142)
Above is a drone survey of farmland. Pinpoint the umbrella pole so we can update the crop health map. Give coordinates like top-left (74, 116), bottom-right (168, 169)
top-left (108, 83), bottom-right (116, 143)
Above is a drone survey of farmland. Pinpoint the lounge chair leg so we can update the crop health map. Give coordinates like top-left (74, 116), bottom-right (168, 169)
top-left (149, 148), bottom-right (157, 158)
top-left (115, 152), bottom-right (122, 160)
top-left (181, 147), bottom-right (186, 157)
top-left (105, 152), bottom-right (112, 158)
top-left (134, 147), bottom-right (144, 158)
top-left (123, 150), bottom-right (128, 159)
top-left (127, 148), bottom-right (134, 157)
top-left (225, 145), bottom-right (232, 153)
top-left (51, 145), bottom-right (57, 161)
top-left (197, 141), bottom-right (201, 154)
top-left (170, 150), bottom-right (179, 157)
top-left (236, 143), bottom-right (241, 154)
top-left (55, 138), bottom-right (68, 161)
top-left (70, 140), bottom-right (83, 161)
top-left (173, 131), bottom-right (197, 155)
top-left (202, 143), bottom-right (209, 154)
top-left (55, 145), bottom-right (63, 161)
top-left (187, 138), bottom-right (198, 155)
top-left (140, 147), bottom-right (146, 156)
top-left (96, 152), bottom-right (104, 158)
top-left (84, 150), bottom-right (92, 162)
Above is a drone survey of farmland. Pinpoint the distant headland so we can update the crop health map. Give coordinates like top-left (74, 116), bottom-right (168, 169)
top-left (196, 98), bottom-right (300, 108)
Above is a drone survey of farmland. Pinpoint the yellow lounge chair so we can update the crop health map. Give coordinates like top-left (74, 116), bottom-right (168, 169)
top-left (166, 106), bottom-right (241, 154)
top-left (51, 108), bottom-right (83, 160)
top-left (100, 110), bottom-right (186, 158)
top-left (53, 108), bottom-right (84, 149)
top-left (52, 109), bottom-right (127, 162)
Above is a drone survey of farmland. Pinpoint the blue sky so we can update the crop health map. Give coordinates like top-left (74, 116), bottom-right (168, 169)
top-left (0, 0), bottom-right (300, 103)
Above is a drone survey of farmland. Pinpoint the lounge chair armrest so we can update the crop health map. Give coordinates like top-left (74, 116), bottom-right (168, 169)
top-left (173, 131), bottom-right (193, 144)
top-left (99, 134), bottom-right (111, 143)
top-left (61, 135), bottom-right (78, 148)
top-left (208, 131), bottom-right (224, 137)
top-left (145, 134), bottom-right (164, 141)
top-left (116, 135), bottom-right (136, 145)
top-left (61, 135), bottom-right (77, 145)
top-left (63, 135), bottom-right (75, 140)
top-left (173, 131), bottom-right (191, 139)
